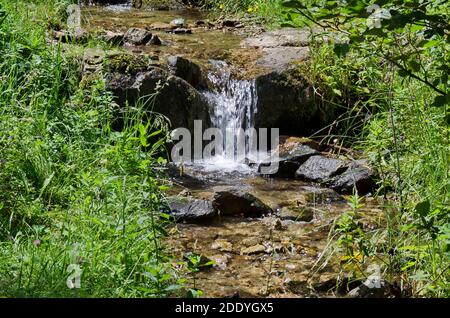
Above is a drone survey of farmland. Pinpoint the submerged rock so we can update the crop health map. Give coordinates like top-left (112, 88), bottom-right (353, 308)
top-left (295, 156), bottom-right (347, 183)
top-left (212, 189), bottom-right (273, 216)
top-left (167, 197), bottom-right (216, 221)
top-left (279, 206), bottom-right (314, 222)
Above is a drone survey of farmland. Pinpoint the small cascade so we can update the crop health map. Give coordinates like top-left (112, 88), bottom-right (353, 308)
top-left (197, 61), bottom-right (261, 173)
top-left (105, 1), bottom-right (132, 11)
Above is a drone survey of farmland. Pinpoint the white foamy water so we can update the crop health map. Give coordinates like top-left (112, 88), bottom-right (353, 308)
top-left (195, 60), bottom-right (261, 173)
top-left (105, 1), bottom-right (132, 12)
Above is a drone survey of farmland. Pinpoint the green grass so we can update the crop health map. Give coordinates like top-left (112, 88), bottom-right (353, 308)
top-left (299, 33), bottom-right (449, 298)
top-left (0, 0), bottom-right (182, 297)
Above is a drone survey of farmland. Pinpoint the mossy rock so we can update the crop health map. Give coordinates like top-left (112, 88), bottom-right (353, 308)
top-left (104, 52), bottom-right (149, 75)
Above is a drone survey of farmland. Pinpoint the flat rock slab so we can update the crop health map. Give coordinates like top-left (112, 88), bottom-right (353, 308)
top-left (167, 197), bottom-right (216, 221)
top-left (242, 28), bottom-right (311, 71)
top-left (259, 144), bottom-right (319, 178)
top-left (242, 28), bottom-right (310, 48)
top-left (295, 156), bottom-right (347, 183)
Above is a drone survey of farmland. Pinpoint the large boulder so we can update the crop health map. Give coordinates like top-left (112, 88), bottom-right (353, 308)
top-left (167, 56), bottom-right (204, 89)
top-left (105, 55), bottom-right (211, 132)
top-left (242, 28), bottom-right (333, 135)
top-left (212, 189), bottom-right (273, 216)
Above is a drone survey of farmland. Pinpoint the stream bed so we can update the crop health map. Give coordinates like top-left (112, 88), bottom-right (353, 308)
top-left (81, 3), bottom-right (386, 298)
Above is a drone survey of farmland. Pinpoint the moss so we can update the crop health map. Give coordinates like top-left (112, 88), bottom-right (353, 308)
top-left (104, 52), bottom-right (149, 75)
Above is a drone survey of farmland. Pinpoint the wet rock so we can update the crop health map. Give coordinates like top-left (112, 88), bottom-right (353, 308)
top-left (279, 206), bottom-right (314, 222)
top-left (209, 254), bottom-right (231, 270)
top-left (329, 163), bottom-right (376, 195)
top-left (286, 280), bottom-right (309, 294)
top-left (167, 56), bottom-right (204, 88)
top-left (167, 197), bottom-right (216, 221)
top-left (212, 189), bottom-right (273, 216)
top-left (222, 19), bottom-right (239, 28)
top-left (295, 156), bottom-right (347, 183)
top-left (258, 144), bottom-right (319, 177)
top-left (169, 28), bottom-right (192, 35)
top-left (170, 18), bottom-right (186, 28)
top-left (241, 244), bottom-right (266, 255)
top-left (106, 67), bottom-right (211, 133)
top-left (100, 31), bottom-right (124, 45)
top-left (241, 237), bottom-right (262, 247)
top-left (211, 239), bottom-right (233, 252)
top-left (124, 28), bottom-right (154, 45)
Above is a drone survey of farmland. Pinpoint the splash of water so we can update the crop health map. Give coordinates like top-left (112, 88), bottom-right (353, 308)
top-left (197, 60), bottom-right (261, 173)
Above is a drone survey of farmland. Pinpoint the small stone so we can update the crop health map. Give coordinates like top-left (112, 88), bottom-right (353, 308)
top-left (170, 18), bottom-right (185, 28)
top-left (211, 239), bottom-right (233, 252)
top-left (241, 244), bottom-right (266, 255)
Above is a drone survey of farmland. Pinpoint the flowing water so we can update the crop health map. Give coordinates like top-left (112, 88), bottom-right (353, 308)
top-left (82, 5), bottom-right (386, 298)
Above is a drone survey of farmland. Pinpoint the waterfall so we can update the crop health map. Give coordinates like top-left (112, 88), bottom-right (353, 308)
top-left (198, 60), bottom-right (259, 173)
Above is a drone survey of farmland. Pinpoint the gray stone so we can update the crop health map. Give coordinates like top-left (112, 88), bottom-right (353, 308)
top-left (124, 28), bottom-right (154, 45)
top-left (259, 144), bottom-right (319, 177)
top-left (242, 28), bottom-right (311, 49)
top-left (329, 163), bottom-right (376, 194)
top-left (213, 189), bottom-right (273, 216)
top-left (167, 197), bottom-right (216, 221)
top-left (295, 156), bottom-right (347, 183)
top-left (101, 31), bottom-right (124, 45)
